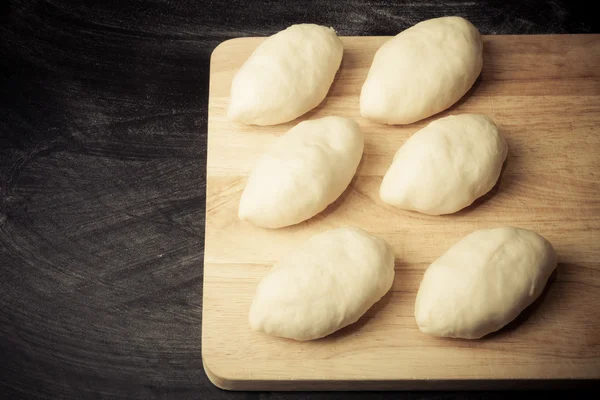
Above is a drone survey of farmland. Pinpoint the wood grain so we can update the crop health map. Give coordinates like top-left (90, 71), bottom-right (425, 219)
top-left (203, 35), bottom-right (600, 390)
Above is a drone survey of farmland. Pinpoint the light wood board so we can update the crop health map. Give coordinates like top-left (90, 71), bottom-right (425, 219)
top-left (202, 35), bottom-right (600, 390)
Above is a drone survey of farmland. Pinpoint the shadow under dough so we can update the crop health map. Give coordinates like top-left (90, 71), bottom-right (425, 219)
top-left (320, 285), bottom-right (396, 342)
top-left (452, 158), bottom-right (509, 216)
top-left (480, 267), bottom-right (559, 340)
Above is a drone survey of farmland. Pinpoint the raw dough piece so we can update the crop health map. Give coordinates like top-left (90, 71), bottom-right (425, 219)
top-left (249, 227), bottom-right (395, 341)
top-left (239, 116), bottom-right (364, 228)
top-left (228, 24), bottom-right (343, 126)
top-left (360, 16), bottom-right (483, 125)
top-left (414, 227), bottom-right (557, 339)
top-left (380, 114), bottom-right (507, 215)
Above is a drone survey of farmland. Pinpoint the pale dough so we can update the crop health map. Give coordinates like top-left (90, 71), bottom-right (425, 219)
top-left (249, 227), bottom-right (395, 341)
top-left (360, 16), bottom-right (483, 125)
top-left (380, 114), bottom-right (507, 215)
top-left (238, 116), bottom-right (364, 228)
top-left (227, 24), bottom-right (343, 126)
top-left (414, 227), bottom-right (557, 339)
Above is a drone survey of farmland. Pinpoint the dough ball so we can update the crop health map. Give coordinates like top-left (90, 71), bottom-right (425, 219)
top-left (360, 16), bottom-right (483, 125)
top-left (249, 227), bottom-right (395, 341)
top-left (228, 24), bottom-right (343, 126)
top-left (239, 116), bottom-right (364, 228)
top-left (415, 227), bottom-right (557, 339)
top-left (380, 114), bottom-right (507, 215)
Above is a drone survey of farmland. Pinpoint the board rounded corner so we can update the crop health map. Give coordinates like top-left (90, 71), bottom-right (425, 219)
top-left (202, 352), bottom-right (239, 391)
top-left (210, 38), bottom-right (248, 64)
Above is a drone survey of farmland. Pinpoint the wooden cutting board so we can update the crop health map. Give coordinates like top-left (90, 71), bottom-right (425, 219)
top-left (202, 34), bottom-right (600, 390)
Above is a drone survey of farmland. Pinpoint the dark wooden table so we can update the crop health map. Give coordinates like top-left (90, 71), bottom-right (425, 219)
top-left (0, 1), bottom-right (597, 399)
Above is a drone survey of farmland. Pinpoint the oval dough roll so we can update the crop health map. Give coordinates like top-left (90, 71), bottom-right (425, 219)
top-left (415, 227), bottom-right (557, 339)
top-left (239, 116), bottom-right (364, 228)
top-left (250, 227), bottom-right (395, 341)
top-left (228, 24), bottom-right (343, 126)
top-left (361, 16), bottom-right (482, 125)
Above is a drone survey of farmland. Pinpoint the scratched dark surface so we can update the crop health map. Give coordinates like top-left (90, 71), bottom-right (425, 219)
top-left (0, 0), bottom-right (597, 399)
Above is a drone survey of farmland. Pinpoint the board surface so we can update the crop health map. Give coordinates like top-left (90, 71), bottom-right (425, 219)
top-left (203, 35), bottom-right (600, 390)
